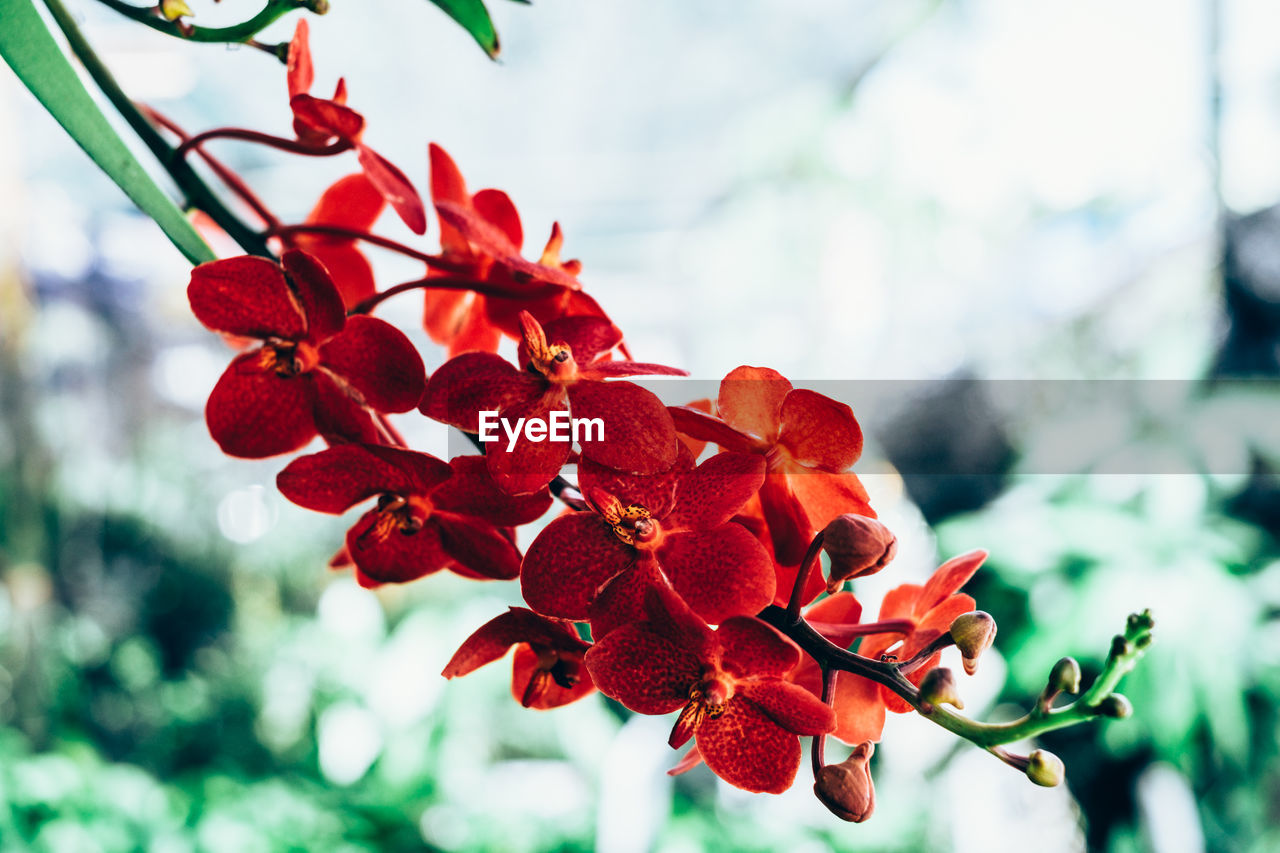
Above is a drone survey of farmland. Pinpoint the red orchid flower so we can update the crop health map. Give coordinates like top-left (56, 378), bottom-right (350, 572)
top-left (585, 584), bottom-right (835, 794)
top-left (422, 143), bottom-right (610, 355)
top-left (188, 250), bottom-right (425, 458)
top-left (286, 20), bottom-right (426, 235)
top-left (278, 173), bottom-right (385, 309)
top-left (520, 448), bottom-right (776, 627)
top-left (855, 549), bottom-right (986, 714)
top-left (420, 311), bottom-right (684, 494)
top-left (442, 607), bottom-right (594, 709)
top-left (277, 447), bottom-right (552, 586)
top-left (670, 366), bottom-right (874, 569)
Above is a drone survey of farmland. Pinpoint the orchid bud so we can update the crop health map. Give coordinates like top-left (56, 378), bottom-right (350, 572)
top-left (813, 742), bottom-right (875, 822)
top-left (1096, 694), bottom-right (1133, 719)
top-left (159, 0), bottom-right (193, 20)
top-left (1025, 749), bottom-right (1065, 787)
top-left (918, 667), bottom-right (964, 712)
top-left (949, 611), bottom-right (997, 675)
top-left (1048, 656), bottom-right (1082, 695)
top-left (821, 514), bottom-right (897, 593)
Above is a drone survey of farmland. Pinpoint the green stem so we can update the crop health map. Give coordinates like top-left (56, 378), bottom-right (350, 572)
top-left (761, 606), bottom-right (1154, 749)
top-left (94, 0), bottom-right (325, 52)
top-left (43, 0), bottom-right (271, 257)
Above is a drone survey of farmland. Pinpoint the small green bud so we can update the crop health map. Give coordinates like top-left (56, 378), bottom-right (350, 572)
top-left (1096, 694), bottom-right (1133, 719)
top-left (918, 667), bottom-right (964, 712)
top-left (949, 611), bottom-right (997, 675)
top-left (1048, 657), bottom-right (1082, 695)
top-left (1025, 749), bottom-right (1065, 787)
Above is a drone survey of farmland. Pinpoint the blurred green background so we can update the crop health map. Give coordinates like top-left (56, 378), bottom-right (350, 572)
top-left (2, 0), bottom-right (1279, 850)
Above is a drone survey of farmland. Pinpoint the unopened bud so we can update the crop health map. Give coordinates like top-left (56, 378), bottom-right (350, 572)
top-left (813, 742), bottom-right (875, 822)
top-left (1048, 657), bottom-right (1082, 695)
top-left (949, 611), bottom-right (997, 675)
top-left (821, 514), bottom-right (897, 593)
top-left (159, 0), bottom-right (193, 20)
top-left (1025, 749), bottom-right (1065, 787)
top-left (918, 667), bottom-right (964, 712)
top-left (1096, 694), bottom-right (1133, 719)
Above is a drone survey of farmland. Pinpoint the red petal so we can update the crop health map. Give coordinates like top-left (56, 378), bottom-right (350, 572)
top-left (308, 370), bottom-right (382, 446)
top-left (716, 616), bottom-right (800, 678)
top-left (674, 398), bottom-right (713, 459)
top-left (758, 470), bottom-right (815, 566)
top-left (319, 316), bottom-right (425, 413)
top-left (428, 143), bottom-right (470, 253)
top-left (717, 366), bottom-right (791, 443)
top-left (778, 389), bottom-right (863, 472)
top-left (433, 513), bottom-right (522, 579)
top-left (804, 591), bottom-right (863, 626)
top-left (346, 509), bottom-right (451, 584)
top-left (422, 289), bottom-right (474, 346)
top-left (668, 745), bottom-right (704, 776)
top-left (285, 19), bottom-right (313, 98)
top-left (442, 607), bottom-right (586, 679)
top-left (356, 144), bottom-right (427, 235)
top-left (298, 243), bottom-right (376, 310)
top-left (668, 406), bottom-right (756, 455)
top-left (657, 525), bottom-right (775, 625)
top-left (419, 352), bottom-right (539, 431)
top-left (569, 380), bottom-right (678, 475)
top-left (739, 679), bottom-right (835, 735)
top-left (482, 396), bottom-right (572, 495)
top-left (913, 594), bottom-right (977, 646)
top-left (588, 557), bottom-right (669, 640)
top-left (829, 671), bottom-right (887, 744)
top-left (519, 316), bottom-right (621, 368)
top-left (521, 513), bottom-right (635, 620)
top-left (290, 93), bottom-right (364, 141)
top-left (189, 256), bottom-right (304, 340)
top-left (511, 643), bottom-right (595, 709)
top-left (696, 698), bottom-right (800, 794)
top-left (583, 623), bottom-right (699, 715)
top-left (276, 444), bottom-right (421, 513)
top-left (359, 444), bottom-right (452, 493)
top-left (786, 469), bottom-right (875, 533)
top-left (432, 456), bottom-right (552, 526)
top-left (205, 353), bottom-right (316, 458)
top-left (576, 446), bottom-right (692, 522)
top-left (666, 452), bottom-right (765, 531)
top-left (435, 199), bottom-right (520, 258)
top-left (445, 300), bottom-right (503, 357)
top-left (579, 361), bottom-right (688, 379)
top-left (472, 188), bottom-right (523, 249)
top-left (919, 550), bottom-right (987, 612)
top-left (306, 173), bottom-right (385, 231)
top-left (282, 249), bottom-right (346, 344)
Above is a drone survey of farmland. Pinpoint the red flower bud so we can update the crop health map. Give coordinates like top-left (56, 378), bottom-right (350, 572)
top-left (820, 514), bottom-right (897, 593)
top-left (813, 741), bottom-right (876, 822)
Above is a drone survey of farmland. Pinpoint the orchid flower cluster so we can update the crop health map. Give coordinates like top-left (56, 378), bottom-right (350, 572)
top-left (35, 10), bottom-right (1154, 821)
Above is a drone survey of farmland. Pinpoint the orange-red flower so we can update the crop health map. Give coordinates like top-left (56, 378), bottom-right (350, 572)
top-left (585, 584), bottom-right (835, 794)
top-left (277, 447), bottom-right (551, 586)
top-left (286, 20), bottom-right (425, 235)
top-left (421, 143), bottom-right (610, 355)
top-left (188, 250), bottom-right (425, 458)
top-left (442, 608), bottom-right (594, 709)
top-left (671, 366), bottom-right (874, 573)
top-left (421, 311), bottom-right (683, 494)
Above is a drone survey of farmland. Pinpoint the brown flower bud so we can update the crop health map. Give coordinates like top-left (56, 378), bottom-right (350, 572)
top-left (813, 742), bottom-right (876, 822)
top-left (918, 667), bottom-right (964, 712)
top-left (1025, 749), bottom-right (1065, 787)
top-left (1096, 694), bottom-right (1133, 719)
top-left (821, 514), bottom-right (897, 593)
top-left (949, 611), bottom-right (997, 675)
top-left (1048, 656), bottom-right (1082, 695)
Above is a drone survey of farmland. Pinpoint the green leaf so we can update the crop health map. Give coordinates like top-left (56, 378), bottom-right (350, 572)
top-left (0, 0), bottom-right (216, 265)
top-left (427, 0), bottom-right (501, 58)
